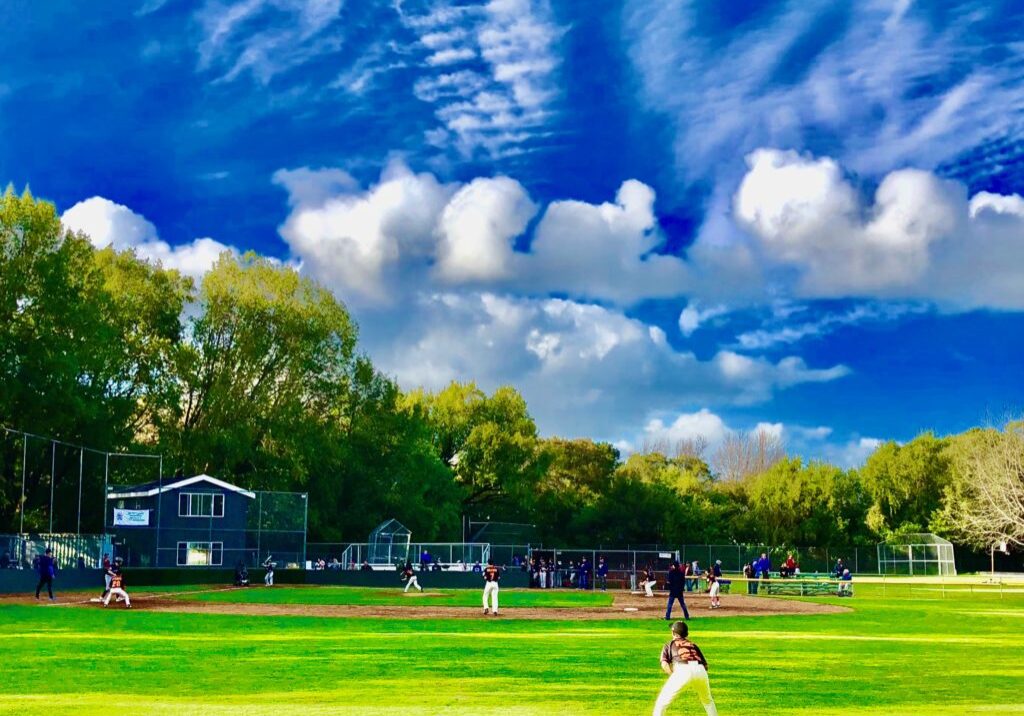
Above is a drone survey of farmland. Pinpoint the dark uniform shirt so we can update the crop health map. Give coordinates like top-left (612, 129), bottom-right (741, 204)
top-left (660, 638), bottom-right (709, 670)
top-left (483, 565), bottom-right (500, 582)
top-left (667, 568), bottom-right (686, 595)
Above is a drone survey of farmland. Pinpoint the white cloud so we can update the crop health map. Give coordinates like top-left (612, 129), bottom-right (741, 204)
top-left (732, 149), bottom-right (1024, 309)
top-left (61, 197), bottom-right (232, 278)
top-left (274, 161), bottom-right (453, 303)
top-left (678, 302), bottom-right (729, 336)
top-left (642, 409), bottom-right (730, 449)
top-left (435, 176), bottom-right (537, 283)
top-left (369, 292), bottom-right (849, 439)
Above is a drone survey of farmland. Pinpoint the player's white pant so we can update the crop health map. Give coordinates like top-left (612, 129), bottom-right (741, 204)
top-left (653, 663), bottom-right (717, 716)
top-left (643, 579), bottom-right (655, 597)
top-left (709, 582), bottom-right (720, 604)
top-left (103, 573), bottom-right (112, 594)
top-left (404, 576), bottom-right (421, 592)
top-left (539, 571), bottom-right (547, 588)
top-left (483, 581), bottom-right (499, 613)
top-left (265, 571), bottom-right (274, 586)
top-left (103, 588), bottom-right (130, 607)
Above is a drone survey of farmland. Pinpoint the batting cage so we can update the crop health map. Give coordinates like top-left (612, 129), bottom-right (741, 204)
top-left (877, 533), bottom-right (957, 576)
top-left (366, 519), bottom-right (412, 566)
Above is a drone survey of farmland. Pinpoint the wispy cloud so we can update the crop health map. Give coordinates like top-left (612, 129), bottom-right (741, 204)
top-left (735, 303), bottom-right (925, 351)
top-left (623, 1), bottom-right (1024, 184)
top-left (400, 0), bottom-right (565, 158)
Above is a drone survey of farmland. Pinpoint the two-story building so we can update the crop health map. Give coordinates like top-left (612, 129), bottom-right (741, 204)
top-left (107, 474), bottom-right (255, 567)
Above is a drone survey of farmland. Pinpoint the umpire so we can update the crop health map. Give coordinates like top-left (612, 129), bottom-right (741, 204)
top-left (35, 547), bottom-right (56, 601)
top-left (664, 561), bottom-right (690, 620)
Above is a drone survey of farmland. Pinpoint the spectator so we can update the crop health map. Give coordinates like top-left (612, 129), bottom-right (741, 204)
top-left (712, 560), bottom-right (722, 578)
top-left (472, 560), bottom-right (483, 574)
top-left (743, 562), bottom-right (756, 595)
top-left (35, 547), bottom-right (56, 601)
top-left (689, 561), bottom-right (701, 592)
top-left (629, 563), bottom-right (638, 592)
top-left (838, 569), bottom-right (853, 596)
top-left (832, 558), bottom-right (845, 578)
top-left (360, 560), bottom-right (373, 572)
top-left (578, 557), bottom-right (591, 590)
top-left (596, 556), bottom-right (609, 591)
top-left (782, 553), bottom-right (797, 578)
top-left (420, 549), bottom-right (432, 570)
top-left (683, 561), bottom-right (693, 592)
top-left (328, 558), bottom-right (341, 570)
top-left (77, 555), bottom-right (86, 570)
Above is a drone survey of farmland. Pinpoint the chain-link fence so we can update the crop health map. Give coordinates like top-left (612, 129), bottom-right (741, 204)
top-left (0, 533), bottom-right (114, 570)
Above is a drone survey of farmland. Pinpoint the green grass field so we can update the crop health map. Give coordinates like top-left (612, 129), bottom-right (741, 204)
top-left (1, 583), bottom-right (1022, 715)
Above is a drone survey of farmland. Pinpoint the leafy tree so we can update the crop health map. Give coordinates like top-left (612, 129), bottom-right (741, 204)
top-left (533, 438), bottom-right (618, 543)
top-left (860, 432), bottom-right (951, 538)
top-left (159, 252), bottom-right (358, 488)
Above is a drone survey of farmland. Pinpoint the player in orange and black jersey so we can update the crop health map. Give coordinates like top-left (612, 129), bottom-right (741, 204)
top-left (102, 558), bottom-right (131, 608)
top-left (482, 558), bottom-right (501, 616)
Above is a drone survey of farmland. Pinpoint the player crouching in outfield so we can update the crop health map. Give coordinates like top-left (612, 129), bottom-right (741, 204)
top-left (482, 558), bottom-right (500, 616)
top-left (401, 561), bottom-right (423, 593)
top-left (653, 621), bottom-right (717, 716)
top-left (103, 558), bottom-right (131, 609)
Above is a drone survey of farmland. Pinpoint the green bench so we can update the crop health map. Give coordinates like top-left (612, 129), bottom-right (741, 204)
top-left (763, 579), bottom-right (850, 597)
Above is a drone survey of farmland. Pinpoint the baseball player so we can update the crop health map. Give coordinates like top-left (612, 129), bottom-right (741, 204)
top-left (401, 561), bottom-right (422, 593)
top-left (653, 620), bottom-right (718, 716)
top-left (103, 558), bottom-right (131, 608)
top-left (263, 554), bottom-right (275, 586)
top-left (482, 558), bottom-right (500, 616)
top-left (640, 565), bottom-right (657, 597)
top-left (707, 570), bottom-right (721, 609)
top-left (34, 547), bottom-right (56, 601)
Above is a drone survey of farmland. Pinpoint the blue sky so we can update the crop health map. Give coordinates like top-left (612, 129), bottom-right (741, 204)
top-left (3, 0), bottom-right (1024, 465)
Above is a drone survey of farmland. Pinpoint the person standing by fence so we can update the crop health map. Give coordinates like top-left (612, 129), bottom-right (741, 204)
top-left (743, 562), bottom-right (755, 594)
top-left (35, 548), bottom-right (56, 601)
top-left (596, 556), bottom-right (609, 591)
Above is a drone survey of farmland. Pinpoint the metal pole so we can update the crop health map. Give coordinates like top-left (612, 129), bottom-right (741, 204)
top-left (76, 448), bottom-right (83, 535)
top-left (302, 493), bottom-right (308, 567)
top-left (155, 456), bottom-right (163, 567)
top-left (19, 434), bottom-right (27, 534)
top-left (256, 492), bottom-right (262, 568)
top-left (103, 454), bottom-right (109, 534)
top-left (49, 441), bottom-right (55, 533)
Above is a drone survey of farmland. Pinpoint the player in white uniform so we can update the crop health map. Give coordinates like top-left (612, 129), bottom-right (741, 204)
top-left (402, 562), bottom-right (422, 592)
top-left (653, 621), bottom-right (717, 716)
top-left (482, 558), bottom-right (500, 616)
top-left (102, 558), bottom-right (131, 608)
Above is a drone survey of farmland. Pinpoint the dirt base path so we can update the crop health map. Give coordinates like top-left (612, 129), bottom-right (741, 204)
top-left (42, 590), bottom-right (847, 620)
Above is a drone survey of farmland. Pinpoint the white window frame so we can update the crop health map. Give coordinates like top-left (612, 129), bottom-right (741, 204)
top-left (176, 541), bottom-right (224, 566)
top-left (177, 492), bottom-right (225, 518)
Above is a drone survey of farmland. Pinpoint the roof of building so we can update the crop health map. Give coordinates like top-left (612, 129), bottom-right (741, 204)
top-left (106, 474), bottom-right (256, 500)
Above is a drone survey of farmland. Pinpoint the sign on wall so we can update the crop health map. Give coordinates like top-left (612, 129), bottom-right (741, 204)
top-left (113, 509), bottom-right (151, 527)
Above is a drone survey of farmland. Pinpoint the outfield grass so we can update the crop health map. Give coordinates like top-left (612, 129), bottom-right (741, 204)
top-left (0, 583), bottom-right (1022, 715)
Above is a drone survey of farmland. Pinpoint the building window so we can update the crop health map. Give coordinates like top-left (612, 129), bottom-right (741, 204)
top-left (176, 541), bottom-right (224, 566)
top-left (177, 492), bottom-right (225, 518)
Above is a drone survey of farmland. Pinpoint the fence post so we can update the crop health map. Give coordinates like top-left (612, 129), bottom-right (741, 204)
top-left (102, 453), bottom-right (109, 536)
top-left (19, 434), bottom-right (27, 534)
top-left (154, 456), bottom-right (163, 567)
top-left (301, 493), bottom-right (309, 567)
top-left (49, 441), bottom-right (56, 534)
top-left (256, 492), bottom-right (262, 568)
top-left (76, 448), bottom-right (83, 535)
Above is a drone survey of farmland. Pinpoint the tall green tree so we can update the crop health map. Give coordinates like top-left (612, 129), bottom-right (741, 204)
top-left (860, 432), bottom-right (951, 538)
